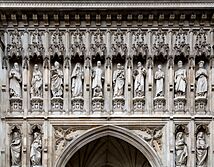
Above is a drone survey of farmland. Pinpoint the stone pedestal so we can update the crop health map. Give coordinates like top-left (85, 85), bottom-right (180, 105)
top-left (174, 96), bottom-right (186, 113)
top-left (154, 96), bottom-right (165, 112)
top-left (113, 97), bottom-right (125, 113)
top-left (92, 97), bottom-right (104, 114)
top-left (51, 97), bottom-right (63, 112)
top-left (9, 97), bottom-right (22, 113)
top-left (30, 97), bottom-right (43, 112)
top-left (195, 96), bottom-right (207, 114)
top-left (71, 97), bottom-right (84, 114)
top-left (133, 96), bottom-right (145, 113)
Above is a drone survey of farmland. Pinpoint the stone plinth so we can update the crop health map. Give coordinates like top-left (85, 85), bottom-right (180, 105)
top-left (51, 97), bottom-right (63, 112)
top-left (195, 96), bottom-right (207, 114)
top-left (113, 96), bottom-right (125, 113)
top-left (92, 97), bottom-right (104, 113)
top-left (174, 96), bottom-right (186, 113)
top-left (30, 97), bottom-right (43, 112)
top-left (71, 97), bottom-right (84, 114)
top-left (133, 96), bottom-right (145, 114)
top-left (154, 96), bottom-right (165, 112)
top-left (9, 97), bottom-right (22, 112)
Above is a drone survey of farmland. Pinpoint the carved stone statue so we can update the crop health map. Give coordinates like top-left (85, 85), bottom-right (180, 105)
top-left (196, 61), bottom-right (208, 97)
top-left (175, 132), bottom-right (188, 167)
top-left (175, 60), bottom-right (186, 97)
top-left (51, 61), bottom-right (63, 97)
top-left (10, 132), bottom-right (22, 166)
top-left (92, 61), bottom-right (104, 97)
top-left (30, 64), bottom-right (43, 97)
top-left (9, 62), bottom-right (22, 98)
top-left (196, 132), bottom-right (208, 167)
top-left (30, 132), bottom-right (42, 167)
top-left (71, 63), bottom-right (84, 97)
top-left (133, 62), bottom-right (146, 97)
top-left (113, 63), bottom-right (125, 97)
top-left (155, 64), bottom-right (164, 97)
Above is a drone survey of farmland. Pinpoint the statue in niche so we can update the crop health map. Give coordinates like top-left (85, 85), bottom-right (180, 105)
top-left (92, 61), bottom-right (104, 97)
top-left (9, 62), bottom-right (22, 98)
top-left (113, 63), bottom-right (125, 97)
top-left (196, 132), bottom-right (208, 167)
top-left (175, 132), bottom-right (188, 167)
top-left (155, 64), bottom-right (164, 97)
top-left (196, 61), bottom-right (208, 97)
top-left (71, 63), bottom-right (84, 97)
top-left (30, 132), bottom-right (42, 166)
top-left (30, 64), bottom-right (43, 97)
top-left (133, 62), bottom-right (146, 97)
top-left (10, 132), bottom-right (22, 166)
top-left (51, 61), bottom-right (63, 97)
top-left (175, 60), bottom-right (186, 97)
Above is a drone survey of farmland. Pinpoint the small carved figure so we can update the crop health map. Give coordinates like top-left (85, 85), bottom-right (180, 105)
top-left (30, 132), bottom-right (42, 166)
top-left (92, 61), bottom-right (104, 97)
top-left (71, 63), bottom-right (84, 97)
top-left (30, 64), bottom-right (43, 97)
top-left (133, 62), bottom-right (146, 97)
top-left (155, 64), bottom-right (164, 97)
top-left (196, 132), bottom-right (208, 167)
top-left (175, 132), bottom-right (188, 167)
top-left (9, 62), bottom-right (22, 98)
top-left (196, 61), bottom-right (208, 97)
top-left (51, 61), bottom-right (63, 97)
top-left (10, 132), bottom-right (22, 166)
top-left (175, 60), bottom-right (186, 97)
top-left (113, 63), bottom-right (125, 97)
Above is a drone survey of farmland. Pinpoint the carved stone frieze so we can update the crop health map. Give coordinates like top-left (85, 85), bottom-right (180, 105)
top-left (54, 127), bottom-right (85, 158)
top-left (132, 127), bottom-right (162, 153)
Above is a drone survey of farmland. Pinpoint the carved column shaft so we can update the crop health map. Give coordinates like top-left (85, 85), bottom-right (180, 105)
top-left (210, 29), bottom-right (214, 114)
top-left (84, 29), bottom-right (91, 113)
top-left (104, 29), bottom-right (112, 113)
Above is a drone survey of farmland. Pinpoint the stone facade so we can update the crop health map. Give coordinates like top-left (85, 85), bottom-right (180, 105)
top-left (1, 1), bottom-right (214, 167)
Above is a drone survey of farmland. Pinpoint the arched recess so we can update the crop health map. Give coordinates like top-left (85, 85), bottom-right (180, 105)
top-left (54, 125), bottom-right (163, 167)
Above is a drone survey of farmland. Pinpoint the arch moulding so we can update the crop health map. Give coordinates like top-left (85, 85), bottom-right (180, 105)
top-left (54, 125), bottom-right (163, 167)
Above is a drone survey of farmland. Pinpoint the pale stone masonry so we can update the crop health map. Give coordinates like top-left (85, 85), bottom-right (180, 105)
top-left (0, 1), bottom-right (214, 167)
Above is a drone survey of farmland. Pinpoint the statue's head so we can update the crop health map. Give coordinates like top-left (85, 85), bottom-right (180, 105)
top-left (158, 64), bottom-right (162, 70)
top-left (177, 60), bottom-right (183, 68)
top-left (137, 62), bottom-right (142, 68)
top-left (54, 61), bottom-right (60, 68)
top-left (97, 61), bottom-right (101, 68)
top-left (14, 62), bottom-right (19, 70)
top-left (176, 132), bottom-right (183, 139)
top-left (117, 63), bottom-right (121, 69)
top-left (34, 64), bottom-right (39, 70)
top-left (197, 131), bottom-right (204, 139)
top-left (198, 61), bottom-right (204, 68)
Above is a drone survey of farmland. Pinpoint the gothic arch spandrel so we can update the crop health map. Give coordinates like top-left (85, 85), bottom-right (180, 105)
top-left (54, 125), bottom-right (163, 167)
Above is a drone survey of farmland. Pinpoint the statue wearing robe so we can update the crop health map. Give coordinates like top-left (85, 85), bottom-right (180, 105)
top-left (51, 61), bottom-right (63, 97)
top-left (175, 132), bottom-right (188, 167)
top-left (10, 132), bottom-right (22, 166)
top-left (92, 61), bottom-right (104, 97)
top-left (155, 65), bottom-right (164, 97)
top-left (30, 64), bottom-right (43, 97)
top-left (196, 61), bottom-right (208, 97)
top-left (71, 63), bottom-right (84, 97)
top-left (175, 61), bottom-right (186, 97)
top-left (113, 63), bottom-right (125, 97)
top-left (9, 63), bottom-right (22, 98)
top-left (196, 132), bottom-right (208, 167)
top-left (133, 62), bottom-right (146, 97)
top-left (30, 132), bottom-right (42, 166)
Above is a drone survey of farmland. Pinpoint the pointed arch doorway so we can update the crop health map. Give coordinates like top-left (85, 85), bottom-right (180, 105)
top-left (55, 125), bottom-right (163, 167)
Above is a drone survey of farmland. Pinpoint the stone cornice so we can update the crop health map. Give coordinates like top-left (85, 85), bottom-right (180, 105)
top-left (1, 1), bottom-right (214, 9)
